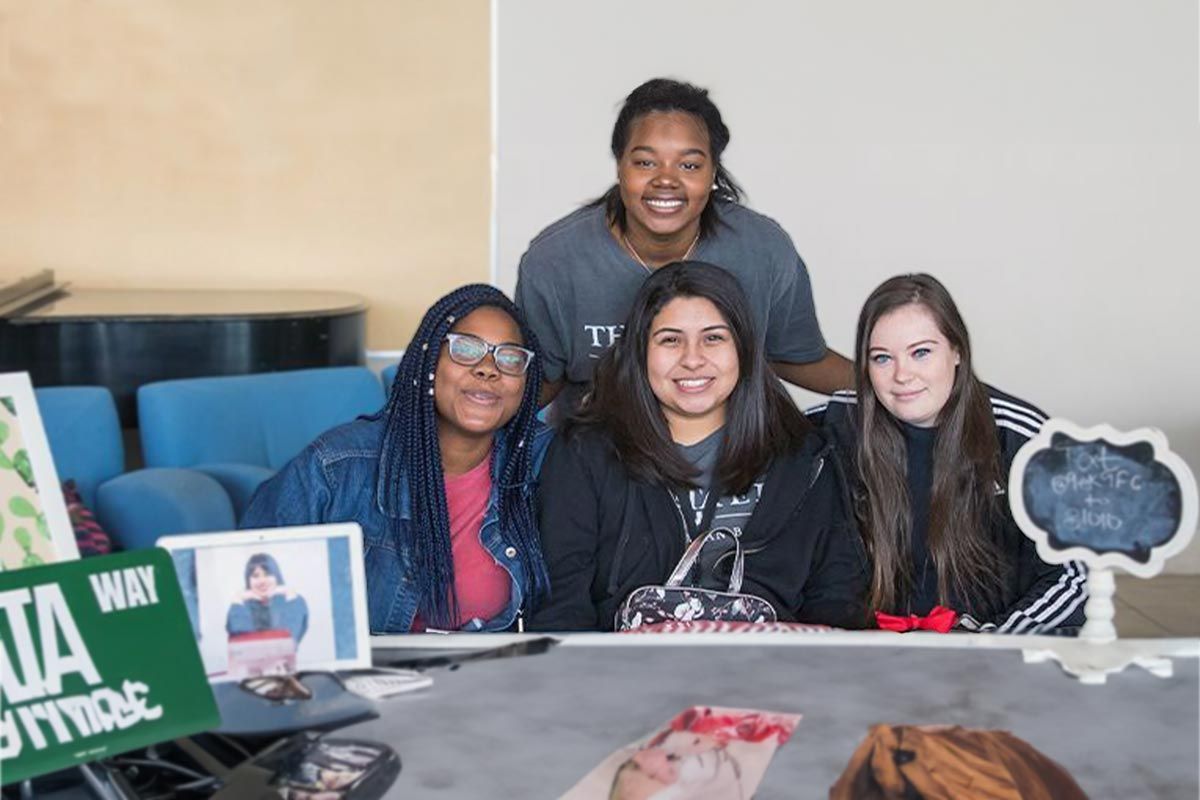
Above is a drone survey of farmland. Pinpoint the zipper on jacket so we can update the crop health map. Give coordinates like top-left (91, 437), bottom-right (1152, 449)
top-left (670, 491), bottom-right (693, 545)
top-left (808, 456), bottom-right (826, 490)
top-left (709, 457), bottom-right (825, 573)
top-left (607, 491), bottom-right (693, 596)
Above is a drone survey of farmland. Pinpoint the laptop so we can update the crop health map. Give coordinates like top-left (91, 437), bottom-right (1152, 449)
top-left (158, 523), bottom-right (371, 682)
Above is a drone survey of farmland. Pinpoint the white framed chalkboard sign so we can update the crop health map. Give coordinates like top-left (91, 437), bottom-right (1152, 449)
top-left (1009, 419), bottom-right (1198, 578)
top-left (1009, 418), bottom-right (1198, 683)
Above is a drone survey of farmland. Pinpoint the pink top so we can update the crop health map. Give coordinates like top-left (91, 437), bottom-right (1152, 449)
top-left (411, 454), bottom-right (511, 631)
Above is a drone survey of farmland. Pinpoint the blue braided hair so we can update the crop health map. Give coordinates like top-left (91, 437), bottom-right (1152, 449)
top-left (375, 284), bottom-right (548, 629)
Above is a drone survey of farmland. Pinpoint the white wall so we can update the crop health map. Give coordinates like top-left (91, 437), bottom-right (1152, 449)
top-left (495, 0), bottom-right (1200, 572)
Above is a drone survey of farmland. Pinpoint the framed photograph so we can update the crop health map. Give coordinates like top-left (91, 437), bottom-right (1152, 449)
top-left (158, 523), bottom-right (371, 681)
top-left (0, 371), bottom-right (79, 570)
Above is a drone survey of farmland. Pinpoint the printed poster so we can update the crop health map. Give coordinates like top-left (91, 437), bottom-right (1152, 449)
top-left (0, 549), bottom-right (219, 785)
top-left (0, 373), bottom-right (79, 571)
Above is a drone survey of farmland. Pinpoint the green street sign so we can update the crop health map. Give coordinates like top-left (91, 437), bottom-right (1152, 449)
top-left (1, 548), bottom-right (220, 784)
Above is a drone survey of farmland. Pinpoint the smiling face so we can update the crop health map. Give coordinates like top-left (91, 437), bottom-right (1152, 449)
top-left (646, 296), bottom-right (739, 444)
top-left (867, 303), bottom-right (961, 428)
top-left (248, 565), bottom-right (277, 598)
top-left (631, 749), bottom-right (679, 783)
top-left (617, 111), bottom-right (716, 248)
top-left (434, 306), bottom-right (527, 445)
top-left (610, 734), bottom-right (735, 800)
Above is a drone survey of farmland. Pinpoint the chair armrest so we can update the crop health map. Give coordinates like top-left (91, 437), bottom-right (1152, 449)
top-left (95, 468), bottom-right (237, 550)
top-left (192, 463), bottom-right (277, 520)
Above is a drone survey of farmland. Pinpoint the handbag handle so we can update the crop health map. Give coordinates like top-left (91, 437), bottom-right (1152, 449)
top-left (664, 527), bottom-right (746, 593)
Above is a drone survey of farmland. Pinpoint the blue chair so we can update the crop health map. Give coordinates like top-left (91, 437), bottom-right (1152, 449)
top-left (35, 386), bottom-right (235, 550)
top-left (381, 362), bottom-right (399, 395)
top-left (34, 386), bottom-right (124, 510)
top-left (138, 367), bottom-right (385, 518)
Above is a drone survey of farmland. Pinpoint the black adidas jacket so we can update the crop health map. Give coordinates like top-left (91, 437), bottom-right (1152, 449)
top-left (809, 386), bottom-right (1087, 634)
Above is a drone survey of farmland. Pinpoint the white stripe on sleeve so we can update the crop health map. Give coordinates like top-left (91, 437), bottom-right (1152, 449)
top-left (998, 562), bottom-right (1088, 634)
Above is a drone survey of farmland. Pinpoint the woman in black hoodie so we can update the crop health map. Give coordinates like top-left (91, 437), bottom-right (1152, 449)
top-left (530, 261), bottom-right (866, 632)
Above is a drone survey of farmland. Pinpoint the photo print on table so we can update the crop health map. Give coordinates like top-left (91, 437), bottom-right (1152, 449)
top-left (830, 724), bottom-right (1088, 800)
top-left (560, 705), bottom-right (801, 800)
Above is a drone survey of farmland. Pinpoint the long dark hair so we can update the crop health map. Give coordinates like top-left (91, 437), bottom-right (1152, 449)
top-left (854, 274), bottom-right (1005, 615)
top-left (375, 285), bottom-right (548, 629)
top-left (594, 78), bottom-right (744, 239)
top-left (574, 261), bottom-right (810, 494)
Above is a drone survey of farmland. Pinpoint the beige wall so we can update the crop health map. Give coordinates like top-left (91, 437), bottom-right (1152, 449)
top-left (0, 0), bottom-right (491, 349)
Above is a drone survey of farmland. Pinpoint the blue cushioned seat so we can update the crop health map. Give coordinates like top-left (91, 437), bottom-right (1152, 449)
top-left (35, 386), bottom-right (124, 509)
top-left (138, 367), bottom-right (385, 519)
top-left (35, 386), bottom-right (236, 550)
top-left (97, 468), bottom-right (235, 550)
top-left (381, 362), bottom-right (399, 394)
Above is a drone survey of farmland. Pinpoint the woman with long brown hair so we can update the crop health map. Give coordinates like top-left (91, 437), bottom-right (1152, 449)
top-left (812, 274), bottom-right (1086, 633)
top-left (530, 261), bottom-right (865, 632)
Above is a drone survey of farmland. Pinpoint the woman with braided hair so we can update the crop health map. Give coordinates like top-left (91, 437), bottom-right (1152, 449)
top-left (243, 285), bottom-right (552, 633)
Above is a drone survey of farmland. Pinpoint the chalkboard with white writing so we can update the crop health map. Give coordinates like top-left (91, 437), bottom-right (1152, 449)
top-left (1009, 420), bottom-right (1197, 577)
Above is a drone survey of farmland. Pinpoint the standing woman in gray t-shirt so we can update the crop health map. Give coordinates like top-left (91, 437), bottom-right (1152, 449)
top-left (515, 77), bottom-right (853, 412)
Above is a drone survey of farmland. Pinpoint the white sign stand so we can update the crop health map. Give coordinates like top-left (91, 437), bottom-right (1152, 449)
top-left (1009, 420), bottom-right (1198, 684)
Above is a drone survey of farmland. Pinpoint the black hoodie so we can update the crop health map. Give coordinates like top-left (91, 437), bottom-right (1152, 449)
top-left (529, 426), bottom-right (869, 632)
top-left (809, 386), bottom-right (1088, 634)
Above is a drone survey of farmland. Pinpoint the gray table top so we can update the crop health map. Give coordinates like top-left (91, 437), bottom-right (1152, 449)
top-left (351, 636), bottom-right (1200, 799)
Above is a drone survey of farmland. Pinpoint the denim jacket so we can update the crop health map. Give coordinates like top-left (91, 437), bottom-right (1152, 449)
top-left (226, 594), bottom-right (309, 643)
top-left (241, 415), bottom-right (553, 634)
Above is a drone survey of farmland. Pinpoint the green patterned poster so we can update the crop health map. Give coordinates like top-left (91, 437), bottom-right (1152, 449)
top-left (0, 549), bottom-right (219, 785)
top-left (0, 372), bottom-right (80, 569)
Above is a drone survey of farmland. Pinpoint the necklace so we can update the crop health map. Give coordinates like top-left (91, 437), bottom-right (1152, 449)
top-left (622, 230), bottom-right (700, 273)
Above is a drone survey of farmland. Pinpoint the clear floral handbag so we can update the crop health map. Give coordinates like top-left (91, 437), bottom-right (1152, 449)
top-left (615, 527), bottom-right (778, 631)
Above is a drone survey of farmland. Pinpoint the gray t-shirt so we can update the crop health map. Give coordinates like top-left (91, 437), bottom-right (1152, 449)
top-left (515, 201), bottom-right (828, 411)
top-left (672, 428), bottom-right (765, 589)
top-left (672, 428), bottom-right (765, 541)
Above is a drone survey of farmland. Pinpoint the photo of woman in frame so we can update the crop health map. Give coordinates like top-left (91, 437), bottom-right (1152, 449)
top-left (162, 525), bottom-right (367, 681)
top-left (226, 552), bottom-right (310, 644)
